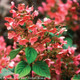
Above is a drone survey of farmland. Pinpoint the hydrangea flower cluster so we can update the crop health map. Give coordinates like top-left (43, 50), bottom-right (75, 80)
top-left (0, 36), bottom-right (21, 80)
top-left (5, 2), bottom-right (67, 52)
top-left (3, 1), bottom-right (80, 80)
top-left (0, 36), bottom-right (11, 73)
top-left (38, 0), bottom-right (79, 31)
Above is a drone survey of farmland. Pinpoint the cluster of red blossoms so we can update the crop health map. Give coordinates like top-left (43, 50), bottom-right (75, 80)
top-left (38, 0), bottom-right (79, 31)
top-left (0, 36), bottom-right (11, 73)
top-left (2, 1), bottom-right (80, 80)
top-left (0, 36), bottom-right (20, 80)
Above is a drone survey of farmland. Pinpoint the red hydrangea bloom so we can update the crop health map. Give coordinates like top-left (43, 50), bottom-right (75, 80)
top-left (4, 2), bottom-right (79, 80)
top-left (0, 36), bottom-right (11, 73)
top-left (73, 54), bottom-right (80, 66)
top-left (38, 0), bottom-right (79, 30)
top-left (29, 37), bottom-right (38, 45)
top-left (19, 39), bottom-right (29, 45)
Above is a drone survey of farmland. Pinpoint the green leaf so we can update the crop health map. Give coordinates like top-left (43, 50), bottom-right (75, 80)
top-left (42, 24), bottom-right (46, 28)
top-left (63, 37), bottom-right (73, 49)
top-left (25, 47), bottom-right (37, 64)
top-left (10, 46), bottom-right (23, 60)
top-left (20, 78), bottom-right (28, 80)
top-left (29, 30), bottom-right (32, 33)
top-left (46, 15), bottom-right (50, 18)
top-left (15, 61), bottom-right (31, 78)
top-left (8, 67), bottom-right (15, 73)
top-left (32, 61), bottom-right (51, 78)
top-left (0, 68), bottom-right (14, 78)
top-left (67, 29), bottom-right (74, 38)
top-left (72, 74), bottom-right (80, 80)
top-left (49, 32), bottom-right (55, 38)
